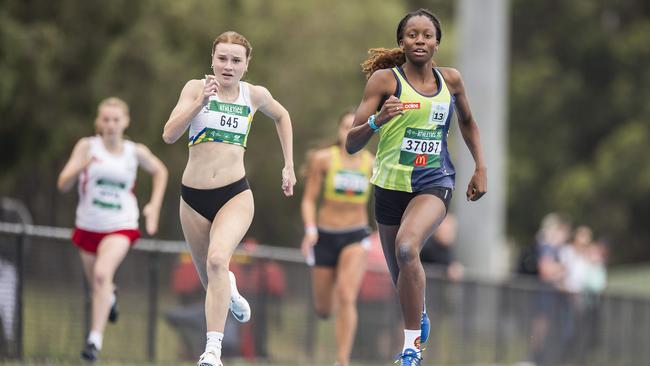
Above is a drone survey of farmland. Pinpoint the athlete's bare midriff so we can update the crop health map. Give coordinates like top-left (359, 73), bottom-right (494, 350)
top-left (317, 200), bottom-right (368, 230)
top-left (182, 142), bottom-right (246, 189)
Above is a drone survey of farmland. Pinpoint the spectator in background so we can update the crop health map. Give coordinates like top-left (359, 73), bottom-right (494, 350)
top-left (165, 252), bottom-right (210, 360)
top-left (558, 225), bottom-right (593, 362)
top-left (528, 213), bottom-right (570, 365)
top-left (575, 236), bottom-right (608, 364)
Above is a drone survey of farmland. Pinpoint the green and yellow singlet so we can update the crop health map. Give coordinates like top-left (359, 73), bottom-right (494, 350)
top-left (370, 67), bottom-right (456, 193)
top-left (323, 145), bottom-right (373, 204)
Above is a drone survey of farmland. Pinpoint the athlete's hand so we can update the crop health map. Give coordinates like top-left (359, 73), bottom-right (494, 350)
top-left (198, 74), bottom-right (220, 105)
top-left (466, 167), bottom-right (487, 201)
top-left (376, 95), bottom-right (404, 126)
top-left (143, 202), bottom-right (160, 235)
top-left (281, 166), bottom-right (296, 197)
top-left (300, 231), bottom-right (318, 264)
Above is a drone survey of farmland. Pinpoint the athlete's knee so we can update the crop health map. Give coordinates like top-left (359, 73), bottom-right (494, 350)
top-left (336, 287), bottom-right (358, 308)
top-left (92, 270), bottom-right (110, 289)
top-left (396, 240), bottom-right (419, 266)
top-left (206, 252), bottom-right (229, 276)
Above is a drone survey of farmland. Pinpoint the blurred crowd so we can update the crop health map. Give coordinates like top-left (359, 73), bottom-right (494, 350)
top-left (517, 213), bottom-right (608, 365)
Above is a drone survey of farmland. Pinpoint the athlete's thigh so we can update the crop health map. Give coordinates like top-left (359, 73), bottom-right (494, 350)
top-left (95, 234), bottom-right (131, 274)
top-left (336, 243), bottom-right (368, 296)
top-left (179, 198), bottom-right (212, 286)
top-left (378, 224), bottom-right (400, 284)
top-left (397, 194), bottom-right (447, 248)
top-left (208, 190), bottom-right (254, 259)
top-left (312, 266), bottom-right (336, 312)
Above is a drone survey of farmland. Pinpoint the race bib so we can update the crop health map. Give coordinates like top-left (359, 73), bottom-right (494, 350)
top-left (399, 128), bottom-right (443, 168)
top-left (92, 178), bottom-right (125, 210)
top-left (333, 171), bottom-right (368, 196)
top-left (429, 101), bottom-right (449, 126)
top-left (204, 100), bottom-right (251, 145)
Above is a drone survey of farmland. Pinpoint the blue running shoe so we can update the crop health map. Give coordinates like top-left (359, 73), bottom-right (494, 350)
top-left (420, 311), bottom-right (430, 344)
top-left (395, 348), bottom-right (422, 366)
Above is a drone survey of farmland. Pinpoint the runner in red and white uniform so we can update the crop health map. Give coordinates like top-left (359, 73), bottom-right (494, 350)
top-left (57, 97), bottom-right (168, 362)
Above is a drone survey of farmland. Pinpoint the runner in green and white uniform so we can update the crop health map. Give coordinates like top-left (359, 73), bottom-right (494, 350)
top-left (346, 9), bottom-right (487, 366)
top-left (163, 31), bottom-right (296, 366)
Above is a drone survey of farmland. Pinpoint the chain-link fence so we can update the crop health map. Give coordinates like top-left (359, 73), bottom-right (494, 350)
top-left (0, 222), bottom-right (649, 365)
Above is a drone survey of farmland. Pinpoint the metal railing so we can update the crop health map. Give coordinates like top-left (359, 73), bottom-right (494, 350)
top-left (1, 222), bottom-right (649, 365)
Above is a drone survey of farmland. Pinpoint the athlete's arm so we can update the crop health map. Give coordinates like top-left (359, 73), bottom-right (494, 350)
top-left (162, 76), bottom-right (218, 144)
top-left (136, 143), bottom-right (169, 235)
top-left (346, 69), bottom-right (403, 154)
top-left (300, 149), bottom-right (328, 258)
top-left (252, 84), bottom-right (296, 197)
top-left (440, 67), bottom-right (487, 201)
top-left (57, 138), bottom-right (91, 193)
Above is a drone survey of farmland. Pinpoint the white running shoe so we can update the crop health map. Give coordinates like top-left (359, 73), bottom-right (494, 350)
top-left (197, 350), bottom-right (222, 366)
top-left (228, 271), bottom-right (251, 322)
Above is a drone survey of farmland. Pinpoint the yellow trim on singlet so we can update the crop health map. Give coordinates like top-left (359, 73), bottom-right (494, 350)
top-left (322, 146), bottom-right (372, 204)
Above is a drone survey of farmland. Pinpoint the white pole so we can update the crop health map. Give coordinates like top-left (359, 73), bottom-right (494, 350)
top-left (453, 0), bottom-right (510, 278)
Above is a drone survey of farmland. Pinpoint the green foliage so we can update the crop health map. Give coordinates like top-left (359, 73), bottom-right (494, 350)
top-left (0, 0), bottom-right (416, 245)
top-left (509, 0), bottom-right (650, 262)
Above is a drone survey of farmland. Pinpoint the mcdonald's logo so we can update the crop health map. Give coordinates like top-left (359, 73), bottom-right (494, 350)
top-left (414, 154), bottom-right (427, 166)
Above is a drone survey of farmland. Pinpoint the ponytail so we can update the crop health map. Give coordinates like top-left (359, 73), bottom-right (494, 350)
top-left (360, 47), bottom-right (405, 79)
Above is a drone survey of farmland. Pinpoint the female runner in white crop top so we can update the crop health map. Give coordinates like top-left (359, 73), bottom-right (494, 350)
top-left (162, 31), bottom-right (296, 366)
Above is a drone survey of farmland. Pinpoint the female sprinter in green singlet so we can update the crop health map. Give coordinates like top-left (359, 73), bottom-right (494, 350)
top-left (300, 110), bottom-right (374, 366)
top-left (163, 31), bottom-right (296, 366)
top-left (346, 9), bottom-right (487, 366)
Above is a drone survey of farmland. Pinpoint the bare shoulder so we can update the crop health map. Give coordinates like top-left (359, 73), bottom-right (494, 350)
top-left (368, 68), bottom-right (397, 89)
top-left (312, 147), bottom-right (332, 165)
top-left (74, 137), bottom-right (92, 152)
top-left (134, 142), bottom-right (153, 154)
top-left (438, 67), bottom-right (463, 92)
top-left (186, 78), bottom-right (204, 86)
top-left (183, 79), bottom-right (204, 94)
top-left (246, 82), bottom-right (272, 106)
top-left (306, 147), bottom-right (333, 173)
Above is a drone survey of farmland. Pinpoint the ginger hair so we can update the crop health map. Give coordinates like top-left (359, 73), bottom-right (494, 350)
top-left (212, 31), bottom-right (252, 58)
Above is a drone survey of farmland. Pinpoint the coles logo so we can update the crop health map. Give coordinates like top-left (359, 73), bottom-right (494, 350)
top-left (401, 102), bottom-right (421, 110)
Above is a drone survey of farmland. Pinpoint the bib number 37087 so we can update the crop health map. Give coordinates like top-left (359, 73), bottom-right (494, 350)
top-left (399, 128), bottom-right (443, 168)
